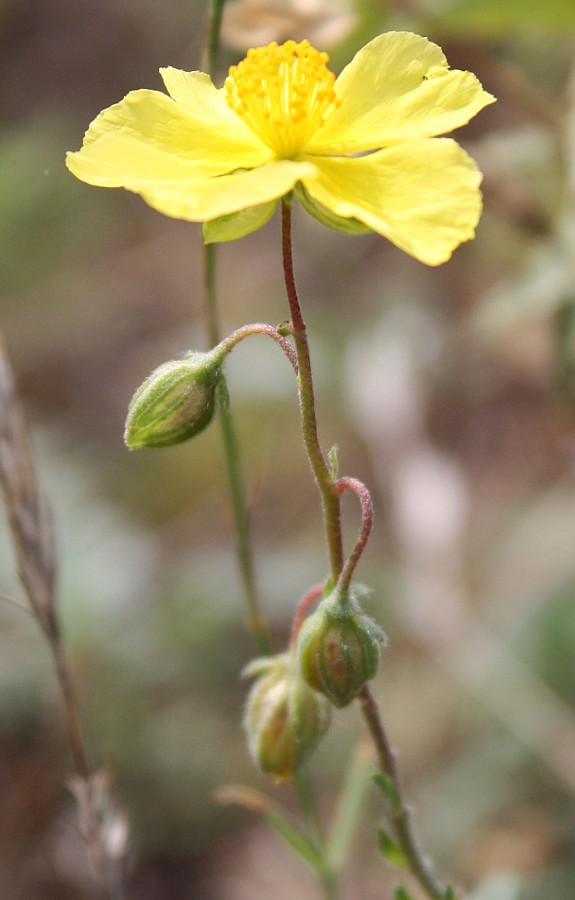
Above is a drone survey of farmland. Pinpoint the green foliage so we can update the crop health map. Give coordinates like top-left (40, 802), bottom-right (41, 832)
top-left (394, 885), bottom-right (416, 900)
top-left (438, 0), bottom-right (575, 33)
top-left (372, 772), bottom-right (401, 808)
top-left (377, 827), bottom-right (408, 868)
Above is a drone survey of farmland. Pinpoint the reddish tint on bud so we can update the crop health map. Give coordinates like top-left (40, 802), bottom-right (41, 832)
top-left (243, 653), bottom-right (332, 780)
top-left (297, 591), bottom-right (385, 708)
top-left (124, 350), bottom-right (223, 449)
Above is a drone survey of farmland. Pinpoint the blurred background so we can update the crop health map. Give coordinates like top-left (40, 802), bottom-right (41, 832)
top-left (1, 0), bottom-right (575, 897)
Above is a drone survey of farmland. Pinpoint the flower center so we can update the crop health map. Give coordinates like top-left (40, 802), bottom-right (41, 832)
top-left (224, 40), bottom-right (339, 158)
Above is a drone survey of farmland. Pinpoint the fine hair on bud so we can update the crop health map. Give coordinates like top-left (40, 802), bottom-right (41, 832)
top-left (124, 351), bottom-right (223, 449)
top-left (243, 653), bottom-right (332, 780)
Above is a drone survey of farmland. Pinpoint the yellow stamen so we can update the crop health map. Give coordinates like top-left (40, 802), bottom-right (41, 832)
top-left (224, 40), bottom-right (340, 158)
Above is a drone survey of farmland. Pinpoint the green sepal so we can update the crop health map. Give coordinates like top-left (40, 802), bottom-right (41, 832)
top-left (378, 827), bottom-right (408, 868)
top-left (294, 184), bottom-right (371, 235)
top-left (203, 201), bottom-right (277, 243)
top-left (297, 589), bottom-right (386, 708)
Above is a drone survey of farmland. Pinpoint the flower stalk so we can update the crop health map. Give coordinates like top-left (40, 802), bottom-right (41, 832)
top-left (202, 0), bottom-right (273, 656)
top-left (334, 476), bottom-right (374, 597)
top-left (280, 200), bottom-right (449, 900)
top-left (217, 322), bottom-right (298, 373)
top-left (281, 199), bottom-right (344, 583)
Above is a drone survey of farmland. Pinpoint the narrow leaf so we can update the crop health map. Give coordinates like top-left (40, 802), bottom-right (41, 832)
top-left (372, 773), bottom-right (401, 807)
top-left (215, 784), bottom-right (325, 874)
top-left (265, 808), bottom-right (326, 872)
top-left (377, 827), bottom-right (408, 868)
top-left (395, 886), bottom-right (416, 900)
top-left (326, 743), bottom-right (373, 871)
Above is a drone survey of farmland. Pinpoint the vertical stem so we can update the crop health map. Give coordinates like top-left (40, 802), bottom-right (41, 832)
top-left (202, 0), bottom-right (271, 656)
top-left (205, 0), bottom-right (227, 79)
top-left (281, 200), bottom-right (449, 900)
top-left (215, 379), bottom-right (272, 655)
top-left (201, 17), bottom-right (333, 899)
top-left (359, 686), bottom-right (447, 900)
top-left (281, 200), bottom-right (344, 583)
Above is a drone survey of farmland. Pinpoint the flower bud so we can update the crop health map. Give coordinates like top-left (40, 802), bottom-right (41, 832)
top-left (124, 351), bottom-right (223, 449)
top-left (243, 653), bottom-right (332, 780)
top-left (297, 591), bottom-right (386, 708)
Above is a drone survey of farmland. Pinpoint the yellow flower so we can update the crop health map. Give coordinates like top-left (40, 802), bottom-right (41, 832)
top-left (66, 32), bottom-right (495, 265)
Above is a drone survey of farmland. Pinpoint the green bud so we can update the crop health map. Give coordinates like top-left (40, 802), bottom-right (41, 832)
top-left (243, 653), bottom-right (332, 780)
top-left (124, 351), bottom-right (223, 449)
top-left (297, 591), bottom-right (386, 708)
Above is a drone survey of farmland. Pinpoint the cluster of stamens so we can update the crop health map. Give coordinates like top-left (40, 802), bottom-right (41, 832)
top-left (224, 40), bottom-right (340, 158)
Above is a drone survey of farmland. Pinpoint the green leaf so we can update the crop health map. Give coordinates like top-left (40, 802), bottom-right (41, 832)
top-left (372, 773), bottom-right (401, 807)
top-left (265, 807), bottom-right (326, 873)
top-left (377, 827), bottom-right (408, 868)
top-left (446, 888), bottom-right (457, 900)
top-left (326, 743), bottom-right (373, 871)
top-left (394, 886), bottom-right (416, 900)
top-left (439, 0), bottom-right (575, 33)
top-left (203, 200), bottom-right (277, 243)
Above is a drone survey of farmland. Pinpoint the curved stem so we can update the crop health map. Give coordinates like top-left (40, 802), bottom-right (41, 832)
top-left (290, 583), bottom-right (324, 649)
top-left (334, 477), bottom-right (373, 598)
top-left (281, 200), bottom-right (449, 900)
top-left (281, 200), bottom-right (344, 583)
top-left (217, 322), bottom-right (298, 374)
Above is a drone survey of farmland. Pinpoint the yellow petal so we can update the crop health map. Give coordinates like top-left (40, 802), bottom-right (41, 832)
top-left (129, 160), bottom-right (315, 222)
top-left (302, 140), bottom-right (483, 265)
top-left (307, 31), bottom-right (495, 154)
top-left (68, 85), bottom-right (271, 183)
top-left (66, 133), bottom-right (218, 186)
top-left (159, 67), bottom-right (259, 145)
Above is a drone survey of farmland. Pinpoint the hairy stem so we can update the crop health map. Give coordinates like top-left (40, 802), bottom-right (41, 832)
top-left (280, 200), bottom-right (449, 900)
top-left (359, 685), bottom-right (447, 900)
top-left (334, 477), bottom-right (373, 598)
top-left (217, 322), bottom-right (298, 374)
top-left (281, 200), bottom-right (344, 583)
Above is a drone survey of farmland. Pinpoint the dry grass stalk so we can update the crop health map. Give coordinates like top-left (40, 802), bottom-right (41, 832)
top-left (0, 331), bottom-right (128, 899)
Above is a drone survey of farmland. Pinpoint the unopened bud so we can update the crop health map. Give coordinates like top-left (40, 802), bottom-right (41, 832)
top-left (124, 351), bottom-right (223, 449)
top-left (297, 591), bottom-right (385, 708)
top-left (243, 653), bottom-right (332, 780)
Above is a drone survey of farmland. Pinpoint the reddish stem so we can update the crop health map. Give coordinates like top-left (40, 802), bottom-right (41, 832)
top-left (289, 584), bottom-right (324, 649)
top-left (334, 477), bottom-right (374, 597)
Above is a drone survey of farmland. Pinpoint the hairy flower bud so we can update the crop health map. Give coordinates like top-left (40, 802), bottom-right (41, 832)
top-left (124, 350), bottom-right (223, 449)
top-left (297, 591), bottom-right (386, 708)
top-left (243, 653), bottom-right (332, 780)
